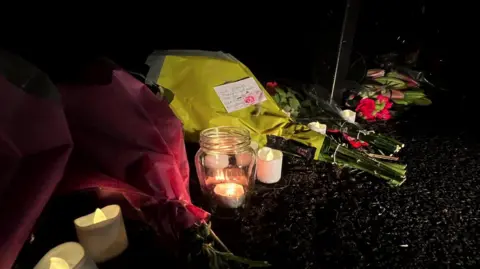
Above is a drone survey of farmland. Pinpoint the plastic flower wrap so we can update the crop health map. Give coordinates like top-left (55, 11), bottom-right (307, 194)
top-left (57, 59), bottom-right (209, 245)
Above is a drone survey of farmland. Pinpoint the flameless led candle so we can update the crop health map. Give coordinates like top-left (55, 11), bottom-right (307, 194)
top-left (308, 122), bottom-right (327, 135)
top-left (204, 154), bottom-right (229, 169)
top-left (34, 242), bottom-right (98, 269)
top-left (256, 147), bottom-right (283, 184)
top-left (341, 109), bottom-right (356, 123)
top-left (74, 205), bottom-right (128, 263)
top-left (213, 183), bottom-right (245, 208)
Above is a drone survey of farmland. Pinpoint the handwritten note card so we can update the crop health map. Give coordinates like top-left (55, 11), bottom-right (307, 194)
top-left (214, 77), bottom-right (267, 113)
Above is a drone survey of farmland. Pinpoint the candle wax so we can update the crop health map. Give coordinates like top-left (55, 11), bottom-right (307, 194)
top-left (213, 183), bottom-right (245, 208)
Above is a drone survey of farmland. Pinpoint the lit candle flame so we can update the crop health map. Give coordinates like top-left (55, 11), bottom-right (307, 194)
top-left (93, 208), bottom-right (107, 224)
top-left (49, 257), bottom-right (70, 269)
top-left (225, 185), bottom-right (236, 196)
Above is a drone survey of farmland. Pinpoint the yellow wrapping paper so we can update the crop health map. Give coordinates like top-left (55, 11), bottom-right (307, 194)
top-left (146, 50), bottom-right (324, 159)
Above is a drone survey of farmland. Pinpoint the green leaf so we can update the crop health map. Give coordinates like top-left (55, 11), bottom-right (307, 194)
top-left (412, 97), bottom-right (432, 106)
top-left (288, 97), bottom-right (301, 110)
top-left (275, 88), bottom-right (287, 98)
top-left (392, 99), bottom-right (409, 105)
top-left (374, 77), bottom-right (408, 89)
top-left (273, 94), bottom-right (281, 105)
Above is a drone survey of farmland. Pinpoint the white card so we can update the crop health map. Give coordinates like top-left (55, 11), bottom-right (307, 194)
top-left (214, 77), bottom-right (267, 113)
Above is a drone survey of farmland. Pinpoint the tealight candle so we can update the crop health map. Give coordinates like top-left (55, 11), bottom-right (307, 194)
top-left (256, 147), bottom-right (283, 184)
top-left (74, 205), bottom-right (128, 263)
top-left (204, 154), bottom-right (229, 169)
top-left (308, 122), bottom-right (327, 135)
top-left (213, 183), bottom-right (245, 208)
top-left (34, 242), bottom-right (98, 269)
top-left (341, 109), bottom-right (356, 123)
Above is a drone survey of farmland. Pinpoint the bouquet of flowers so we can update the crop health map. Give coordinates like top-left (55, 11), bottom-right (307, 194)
top-left (267, 83), bottom-right (404, 155)
top-left (145, 50), bottom-right (406, 186)
top-left (353, 70), bottom-right (432, 106)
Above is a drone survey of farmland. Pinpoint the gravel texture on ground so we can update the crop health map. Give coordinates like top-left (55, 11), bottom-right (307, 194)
top-left (209, 91), bottom-right (480, 269)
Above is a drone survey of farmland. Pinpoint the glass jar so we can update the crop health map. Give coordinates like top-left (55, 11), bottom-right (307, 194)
top-left (195, 127), bottom-right (256, 212)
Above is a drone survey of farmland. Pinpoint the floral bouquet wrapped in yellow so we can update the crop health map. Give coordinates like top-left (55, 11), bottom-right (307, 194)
top-left (145, 50), bottom-right (406, 186)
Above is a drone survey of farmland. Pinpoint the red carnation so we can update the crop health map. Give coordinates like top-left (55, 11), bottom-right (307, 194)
top-left (376, 108), bottom-right (391, 120)
top-left (377, 94), bottom-right (393, 109)
top-left (376, 94), bottom-right (389, 103)
top-left (356, 98), bottom-right (376, 121)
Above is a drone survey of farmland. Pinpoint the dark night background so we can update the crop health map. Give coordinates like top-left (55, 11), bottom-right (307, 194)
top-left (8, 1), bottom-right (480, 268)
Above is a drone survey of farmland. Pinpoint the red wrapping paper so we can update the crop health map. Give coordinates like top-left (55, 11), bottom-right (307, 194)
top-left (1, 55), bottom-right (208, 267)
top-left (0, 51), bottom-right (73, 267)
top-left (57, 59), bottom-right (208, 243)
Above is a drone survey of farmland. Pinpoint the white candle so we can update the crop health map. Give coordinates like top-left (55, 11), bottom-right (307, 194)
top-left (308, 122), bottom-right (327, 135)
top-left (34, 242), bottom-right (97, 269)
top-left (341, 109), bottom-right (356, 123)
top-left (256, 147), bottom-right (283, 184)
top-left (74, 205), bottom-right (128, 263)
top-left (204, 154), bottom-right (229, 169)
top-left (213, 183), bottom-right (245, 208)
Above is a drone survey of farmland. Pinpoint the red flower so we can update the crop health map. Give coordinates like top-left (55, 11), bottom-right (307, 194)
top-left (343, 133), bottom-right (369, 148)
top-left (265, 81), bottom-right (278, 95)
top-left (376, 108), bottom-right (391, 120)
top-left (376, 94), bottom-right (393, 109)
top-left (356, 98), bottom-right (376, 121)
top-left (266, 81), bottom-right (278, 89)
top-left (376, 94), bottom-right (389, 103)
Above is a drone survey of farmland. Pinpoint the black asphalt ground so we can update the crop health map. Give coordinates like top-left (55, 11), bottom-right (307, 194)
top-left (209, 89), bottom-right (480, 268)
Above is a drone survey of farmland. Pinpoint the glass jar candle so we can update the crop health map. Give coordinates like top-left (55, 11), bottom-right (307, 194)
top-left (195, 127), bottom-right (256, 210)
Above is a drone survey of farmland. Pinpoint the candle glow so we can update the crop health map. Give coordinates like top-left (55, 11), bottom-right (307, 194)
top-left (49, 257), bottom-right (70, 269)
top-left (213, 183), bottom-right (245, 208)
top-left (92, 208), bottom-right (107, 224)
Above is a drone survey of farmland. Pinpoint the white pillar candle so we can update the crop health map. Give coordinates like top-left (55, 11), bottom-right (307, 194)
top-left (34, 242), bottom-right (97, 269)
top-left (256, 147), bottom-right (283, 184)
top-left (341, 109), bottom-right (356, 123)
top-left (308, 122), bottom-right (327, 135)
top-left (213, 183), bottom-right (245, 208)
top-left (204, 154), bottom-right (229, 169)
top-left (74, 205), bottom-right (128, 263)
